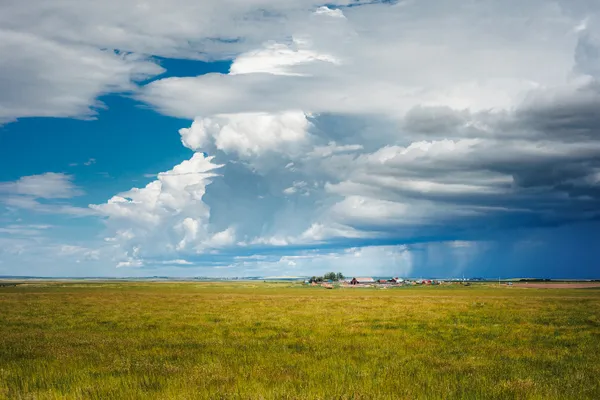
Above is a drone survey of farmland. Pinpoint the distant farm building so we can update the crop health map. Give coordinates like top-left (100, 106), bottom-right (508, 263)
top-left (350, 277), bottom-right (375, 285)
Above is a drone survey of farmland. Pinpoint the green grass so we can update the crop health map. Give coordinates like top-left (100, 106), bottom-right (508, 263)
top-left (0, 282), bottom-right (599, 399)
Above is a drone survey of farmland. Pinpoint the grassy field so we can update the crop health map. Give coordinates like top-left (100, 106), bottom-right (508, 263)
top-left (0, 282), bottom-right (599, 399)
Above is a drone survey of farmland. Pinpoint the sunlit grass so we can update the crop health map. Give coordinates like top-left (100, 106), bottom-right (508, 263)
top-left (1, 282), bottom-right (599, 399)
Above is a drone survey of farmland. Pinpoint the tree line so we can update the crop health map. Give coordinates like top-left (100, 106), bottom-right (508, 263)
top-left (308, 272), bottom-right (345, 283)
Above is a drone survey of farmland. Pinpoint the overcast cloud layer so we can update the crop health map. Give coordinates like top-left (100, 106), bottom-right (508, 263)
top-left (1, 0), bottom-right (600, 277)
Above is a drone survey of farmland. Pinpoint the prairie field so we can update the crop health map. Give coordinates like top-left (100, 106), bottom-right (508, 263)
top-left (0, 282), bottom-right (599, 399)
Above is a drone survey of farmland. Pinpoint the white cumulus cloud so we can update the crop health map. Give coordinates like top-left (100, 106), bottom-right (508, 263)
top-left (179, 111), bottom-right (310, 158)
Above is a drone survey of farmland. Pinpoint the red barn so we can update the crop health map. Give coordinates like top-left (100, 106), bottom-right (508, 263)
top-left (350, 277), bottom-right (375, 285)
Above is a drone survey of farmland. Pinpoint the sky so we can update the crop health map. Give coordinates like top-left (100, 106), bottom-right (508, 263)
top-left (1, 0), bottom-right (599, 278)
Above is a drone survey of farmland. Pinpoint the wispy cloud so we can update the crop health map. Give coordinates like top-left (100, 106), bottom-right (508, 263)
top-left (0, 173), bottom-right (82, 199)
top-left (69, 158), bottom-right (97, 167)
top-left (0, 173), bottom-right (92, 216)
top-left (0, 224), bottom-right (52, 236)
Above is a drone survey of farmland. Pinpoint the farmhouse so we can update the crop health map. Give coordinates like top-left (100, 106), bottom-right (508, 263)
top-left (350, 277), bottom-right (375, 285)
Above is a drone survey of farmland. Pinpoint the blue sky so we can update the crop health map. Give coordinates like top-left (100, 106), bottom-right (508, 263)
top-left (1, 0), bottom-right (599, 278)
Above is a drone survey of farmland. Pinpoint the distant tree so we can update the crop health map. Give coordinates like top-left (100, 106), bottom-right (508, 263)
top-left (323, 272), bottom-right (337, 281)
top-left (336, 272), bottom-right (345, 281)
